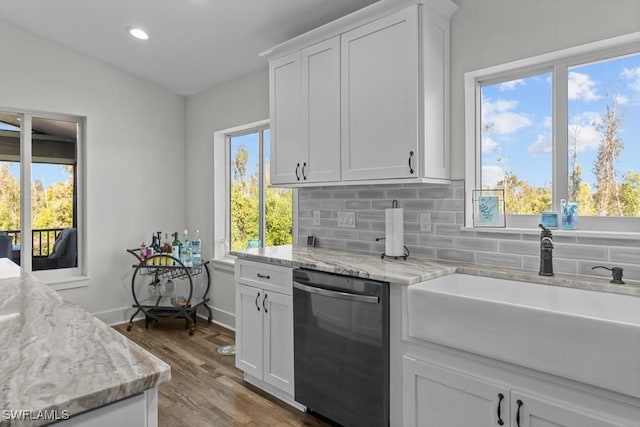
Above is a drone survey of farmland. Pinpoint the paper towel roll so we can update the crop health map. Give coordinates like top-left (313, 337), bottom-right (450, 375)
top-left (385, 207), bottom-right (404, 257)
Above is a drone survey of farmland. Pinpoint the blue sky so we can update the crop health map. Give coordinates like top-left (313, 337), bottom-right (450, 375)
top-left (481, 52), bottom-right (640, 189)
top-left (229, 129), bottom-right (270, 182)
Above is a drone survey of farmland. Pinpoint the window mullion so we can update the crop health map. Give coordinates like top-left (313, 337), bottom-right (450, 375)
top-left (20, 114), bottom-right (33, 271)
top-left (259, 130), bottom-right (265, 247)
top-left (554, 64), bottom-right (569, 211)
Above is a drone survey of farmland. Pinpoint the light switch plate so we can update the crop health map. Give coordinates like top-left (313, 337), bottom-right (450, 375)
top-left (337, 211), bottom-right (356, 228)
top-left (313, 210), bottom-right (321, 226)
top-left (420, 212), bottom-right (432, 232)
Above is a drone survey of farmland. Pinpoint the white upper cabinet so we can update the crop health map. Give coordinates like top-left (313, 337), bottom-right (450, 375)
top-left (301, 37), bottom-right (341, 183)
top-left (341, 7), bottom-right (419, 181)
top-left (265, 0), bottom-right (457, 186)
top-left (270, 52), bottom-right (303, 184)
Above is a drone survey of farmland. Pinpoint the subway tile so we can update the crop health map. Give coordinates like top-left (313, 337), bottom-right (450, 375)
top-left (332, 191), bottom-right (358, 199)
top-left (577, 237), bottom-right (640, 248)
top-left (553, 244), bottom-right (607, 261)
top-left (345, 200), bottom-right (372, 210)
top-left (476, 252), bottom-right (521, 269)
top-left (370, 221), bottom-right (386, 232)
top-left (403, 234), bottom-right (418, 245)
top-left (455, 212), bottom-right (465, 225)
top-left (372, 200), bottom-right (398, 210)
top-left (455, 237), bottom-right (497, 252)
top-left (522, 234), bottom-right (576, 244)
top-left (310, 190), bottom-right (334, 199)
top-left (333, 229), bottom-right (358, 240)
top-left (386, 188), bottom-right (418, 199)
top-left (418, 235), bottom-right (455, 248)
top-left (357, 189), bottom-right (386, 199)
top-left (306, 227), bottom-right (333, 238)
top-left (418, 187), bottom-right (453, 199)
top-left (358, 230), bottom-right (385, 242)
top-left (454, 186), bottom-right (465, 200)
top-left (434, 224), bottom-right (464, 236)
top-left (498, 240), bottom-right (538, 255)
top-left (404, 222), bottom-right (421, 233)
top-left (403, 200), bottom-right (436, 210)
top-left (316, 238), bottom-right (345, 250)
top-left (471, 231), bottom-right (522, 241)
top-left (436, 249), bottom-right (475, 263)
top-left (408, 245), bottom-right (436, 259)
top-left (403, 211), bottom-right (418, 223)
top-left (435, 199), bottom-right (464, 212)
top-left (431, 212), bottom-right (455, 224)
top-left (357, 211), bottom-right (385, 221)
top-left (608, 247), bottom-right (640, 265)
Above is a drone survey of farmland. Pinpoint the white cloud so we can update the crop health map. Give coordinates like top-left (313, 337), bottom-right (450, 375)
top-left (616, 94), bottom-right (629, 105)
top-left (568, 71), bottom-right (601, 101)
top-left (527, 133), bottom-right (552, 154)
top-left (622, 67), bottom-right (640, 92)
top-left (482, 165), bottom-right (505, 188)
top-left (481, 136), bottom-right (500, 153)
top-left (568, 112), bottom-right (602, 153)
top-left (482, 99), bottom-right (532, 135)
top-left (499, 79), bottom-right (525, 91)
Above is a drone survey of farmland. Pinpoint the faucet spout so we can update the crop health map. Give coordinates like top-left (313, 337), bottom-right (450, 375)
top-left (538, 224), bottom-right (554, 276)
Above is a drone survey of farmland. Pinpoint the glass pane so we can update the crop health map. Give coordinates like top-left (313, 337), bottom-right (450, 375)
top-left (230, 132), bottom-right (260, 251)
top-left (263, 129), bottom-right (292, 247)
top-left (0, 113), bottom-right (21, 265)
top-left (481, 73), bottom-right (553, 214)
top-left (568, 53), bottom-right (640, 217)
top-left (31, 117), bottom-right (78, 270)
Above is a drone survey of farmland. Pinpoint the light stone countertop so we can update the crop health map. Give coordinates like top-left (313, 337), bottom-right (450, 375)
top-left (0, 259), bottom-right (171, 427)
top-left (231, 245), bottom-right (640, 297)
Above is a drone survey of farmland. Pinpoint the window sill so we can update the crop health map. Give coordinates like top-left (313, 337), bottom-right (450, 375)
top-left (464, 226), bottom-right (640, 240)
top-left (211, 256), bottom-right (235, 272)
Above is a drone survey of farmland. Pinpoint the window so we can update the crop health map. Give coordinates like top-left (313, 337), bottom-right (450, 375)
top-left (228, 126), bottom-right (292, 250)
top-left (0, 110), bottom-right (83, 277)
top-left (466, 32), bottom-right (640, 232)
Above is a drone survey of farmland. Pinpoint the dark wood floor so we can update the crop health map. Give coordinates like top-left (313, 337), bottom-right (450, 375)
top-left (113, 318), bottom-right (329, 427)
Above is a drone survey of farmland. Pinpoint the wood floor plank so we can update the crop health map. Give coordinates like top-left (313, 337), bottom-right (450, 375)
top-left (113, 318), bottom-right (330, 427)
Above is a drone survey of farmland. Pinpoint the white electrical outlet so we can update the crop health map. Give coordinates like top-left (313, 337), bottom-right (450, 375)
top-left (313, 210), bottom-right (321, 226)
top-left (419, 212), bottom-right (432, 232)
top-left (337, 211), bottom-right (356, 228)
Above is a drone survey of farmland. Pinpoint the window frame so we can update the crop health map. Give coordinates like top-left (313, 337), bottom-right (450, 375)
top-left (213, 119), bottom-right (296, 262)
top-left (0, 107), bottom-right (86, 283)
top-left (465, 31), bottom-right (640, 233)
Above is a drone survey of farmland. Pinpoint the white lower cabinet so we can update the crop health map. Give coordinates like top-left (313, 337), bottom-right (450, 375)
top-left (235, 261), bottom-right (294, 399)
top-left (402, 355), bottom-right (630, 427)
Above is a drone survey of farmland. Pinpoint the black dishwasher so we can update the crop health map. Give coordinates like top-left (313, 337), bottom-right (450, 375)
top-left (293, 269), bottom-right (389, 427)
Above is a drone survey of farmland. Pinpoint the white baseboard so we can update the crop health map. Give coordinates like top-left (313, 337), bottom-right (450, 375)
top-left (96, 305), bottom-right (235, 330)
top-left (244, 374), bottom-right (305, 412)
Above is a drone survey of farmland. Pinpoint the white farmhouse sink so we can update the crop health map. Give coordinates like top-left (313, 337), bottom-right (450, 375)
top-left (407, 274), bottom-right (640, 397)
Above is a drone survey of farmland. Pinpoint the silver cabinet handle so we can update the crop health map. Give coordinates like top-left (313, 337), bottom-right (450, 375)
top-left (408, 150), bottom-right (415, 174)
top-left (256, 273), bottom-right (270, 280)
top-left (302, 162), bottom-right (307, 180)
top-left (293, 282), bottom-right (379, 304)
top-left (295, 163), bottom-right (300, 181)
top-left (263, 293), bottom-right (268, 313)
top-left (255, 292), bottom-right (261, 311)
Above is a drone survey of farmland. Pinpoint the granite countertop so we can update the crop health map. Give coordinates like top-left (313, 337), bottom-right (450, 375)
top-left (231, 245), bottom-right (640, 297)
top-left (0, 259), bottom-right (171, 427)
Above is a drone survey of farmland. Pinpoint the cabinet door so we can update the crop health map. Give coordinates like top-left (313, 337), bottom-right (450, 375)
top-left (301, 37), bottom-right (341, 183)
top-left (341, 7), bottom-right (419, 181)
top-left (262, 291), bottom-right (294, 395)
top-left (511, 391), bottom-right (627, 427)
top-left (403, 356), bottom-right (509, 427)
top-left (235, 284), bottom-right (263, 379)
top-left (270, 51), bottom-right (303, 184)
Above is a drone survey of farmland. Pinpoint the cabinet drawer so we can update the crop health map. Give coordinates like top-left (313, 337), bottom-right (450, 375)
top-left (236, 260), bottom-right (293, 295)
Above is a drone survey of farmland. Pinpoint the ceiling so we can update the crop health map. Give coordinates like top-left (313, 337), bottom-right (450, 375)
top-left (0, 0), bottom-right (380, 96)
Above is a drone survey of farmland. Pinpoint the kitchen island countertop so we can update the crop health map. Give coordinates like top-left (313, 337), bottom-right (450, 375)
top-left (231, 245), bottom-right (640, 297)
top-left (0, 258), bottom-right (170, 426)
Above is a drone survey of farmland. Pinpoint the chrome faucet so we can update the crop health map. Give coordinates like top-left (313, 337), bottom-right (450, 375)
top-left (538, 224), bottom-right (554, 276)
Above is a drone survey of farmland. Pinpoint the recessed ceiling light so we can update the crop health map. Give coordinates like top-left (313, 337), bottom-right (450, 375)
top-left (127, 27), bottom-right (149, 41)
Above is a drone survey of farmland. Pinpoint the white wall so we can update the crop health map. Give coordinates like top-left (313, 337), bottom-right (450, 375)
top-left (449, 0), bottom-right (640, 178)
top-left (185, 68), bottom-right (269, 329)
top-left (0, 21), bottom-right (185, 323)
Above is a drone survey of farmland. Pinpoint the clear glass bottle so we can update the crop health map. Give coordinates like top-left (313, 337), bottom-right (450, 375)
top-left (181, 229), bottom-right (192, 267)
top-left (191, 229), bottom-right (202, 265)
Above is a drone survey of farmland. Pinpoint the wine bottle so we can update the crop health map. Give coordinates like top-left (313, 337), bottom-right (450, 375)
top-left (171, 232), bottom-right (181, 265)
